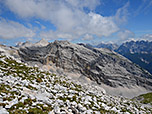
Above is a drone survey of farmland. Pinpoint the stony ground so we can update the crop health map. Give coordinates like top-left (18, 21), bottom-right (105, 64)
top-left (0, 54), bottom-right (152, 114)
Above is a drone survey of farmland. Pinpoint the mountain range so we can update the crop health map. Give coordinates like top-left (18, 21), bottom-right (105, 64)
top-left (93, 40), bottom-right (152, 74)
top-left (0, 51), bottom-right (151, 113)
top-left (0, 39), bottom-right (152, 97)
top-left (0, 39), bottom-right (152, 113)
top-left (95, 42), bottom-right (119, 51)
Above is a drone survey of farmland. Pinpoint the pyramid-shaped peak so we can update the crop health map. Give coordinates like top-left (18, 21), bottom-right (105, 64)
top-left (16, 42), bottom-right (23, 47)
top-left (35, 38), bottom-right (49, 47)
top-left (40, 38), bottom-right (47, 42)
top-left (37, 38), bottom-right (48, 44)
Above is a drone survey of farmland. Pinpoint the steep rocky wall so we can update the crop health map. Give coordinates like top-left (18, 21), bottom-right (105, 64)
top-left (18, 40), bottom-right (152, 90)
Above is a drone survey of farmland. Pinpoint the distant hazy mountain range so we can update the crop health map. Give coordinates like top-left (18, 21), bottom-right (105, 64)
top-left (93, 40), bottom-right (152, 74)
top-left (95, 42), bottom-right (119, 51)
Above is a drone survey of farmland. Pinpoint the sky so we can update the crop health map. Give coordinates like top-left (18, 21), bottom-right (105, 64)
top-left (0, 0), bottom-right (152, 46)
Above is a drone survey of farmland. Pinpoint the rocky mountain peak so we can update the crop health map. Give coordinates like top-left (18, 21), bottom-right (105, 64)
top-left (16, 41), bottom-right (33, 48)
top-left (17, 40), bottom-right (152, 97)
top-left (117, 40), bottom-right (152, 54)
top-left (16, 39), bottom-right (49, 48)
top-left (34, 38), bottom-right (49, 47)
top-left (115, 40), bottom-right (152, 74)
top-left (52, 40), bottom-right (81, 50)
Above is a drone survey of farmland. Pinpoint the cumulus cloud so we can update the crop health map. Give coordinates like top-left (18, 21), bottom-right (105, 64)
top-left (0, 18), bottom-right (35, 39)
top-left (39, 12), bottom-right (119, 40)
top-left (87, 13), bottom-right (119, 37)
top-left (4, 0), bottom-right (119, 40)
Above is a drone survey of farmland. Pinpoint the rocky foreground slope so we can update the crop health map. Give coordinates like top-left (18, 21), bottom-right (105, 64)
top-left (0, 54), bottom-right (152, 113)
top-left (18, 40), bottom-right (152, 92)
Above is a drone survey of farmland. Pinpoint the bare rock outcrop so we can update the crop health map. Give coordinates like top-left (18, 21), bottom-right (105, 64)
top-left (18, 40), bottom-right (152, 90)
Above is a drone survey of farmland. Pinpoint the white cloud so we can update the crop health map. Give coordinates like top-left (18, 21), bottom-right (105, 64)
top-left (65, 0), bottom-right (100, 10)
top-left (134, 0), bottom-right (152, 16)
top-left (141, 34), bottom-right (152, 41)
top-left (4, 0), bottom-right (119, 40)
top-left (0, 18), bottom-right (35, 39)
top-left (35, 21), bottom-right (46, 30)
top-left (39, 12), bottom-right (119, 40)
top-left (82, 34), bottom-right (94, 41)
top-left (121, 33), bottom-right (152, 42)
top-left (117, 30), bottom-right (134, 42)
top-left (87, 13), bottom-right (119, 37)
top-left (40, 30), bottom-right (77, 41)
top-left (115, 1), bottom-right (129, 24)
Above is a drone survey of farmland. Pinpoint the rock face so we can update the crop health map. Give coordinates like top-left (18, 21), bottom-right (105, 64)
top-left (18, 40), bottom-right (152, 90)
top-left (117, 40), bottom-right (152, 54)
top-left (16, 41), bottom-right (33, 48)
top-left (0, 55), bottom-right (151, 113)
top-left (16, 39), bottom-right (49, 48)
top-left (34, 38), bottom-right (49, 47)
top-left (116, 40), bottom-right (152, 74)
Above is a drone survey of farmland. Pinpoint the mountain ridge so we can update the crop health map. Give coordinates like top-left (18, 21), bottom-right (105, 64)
top-left (0, 54), bottom-right (151, 113)
top-left (116, 40), bottom-right (152, 74)
top-left (1, 40), bottom-right (152, 98)
top-left (17, 40), bottom-right (152, 97)
top-left (92, 40), bottom-right (152, 74)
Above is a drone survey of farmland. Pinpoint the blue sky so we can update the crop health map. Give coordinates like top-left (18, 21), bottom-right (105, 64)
top-left (0, 0), bottom-right (152, 46)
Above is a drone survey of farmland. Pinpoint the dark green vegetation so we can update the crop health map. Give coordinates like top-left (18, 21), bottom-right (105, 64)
top-left (0, 55), bottom-right (152, 113)
top-left (134, 92), bottom-right (152, 105)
